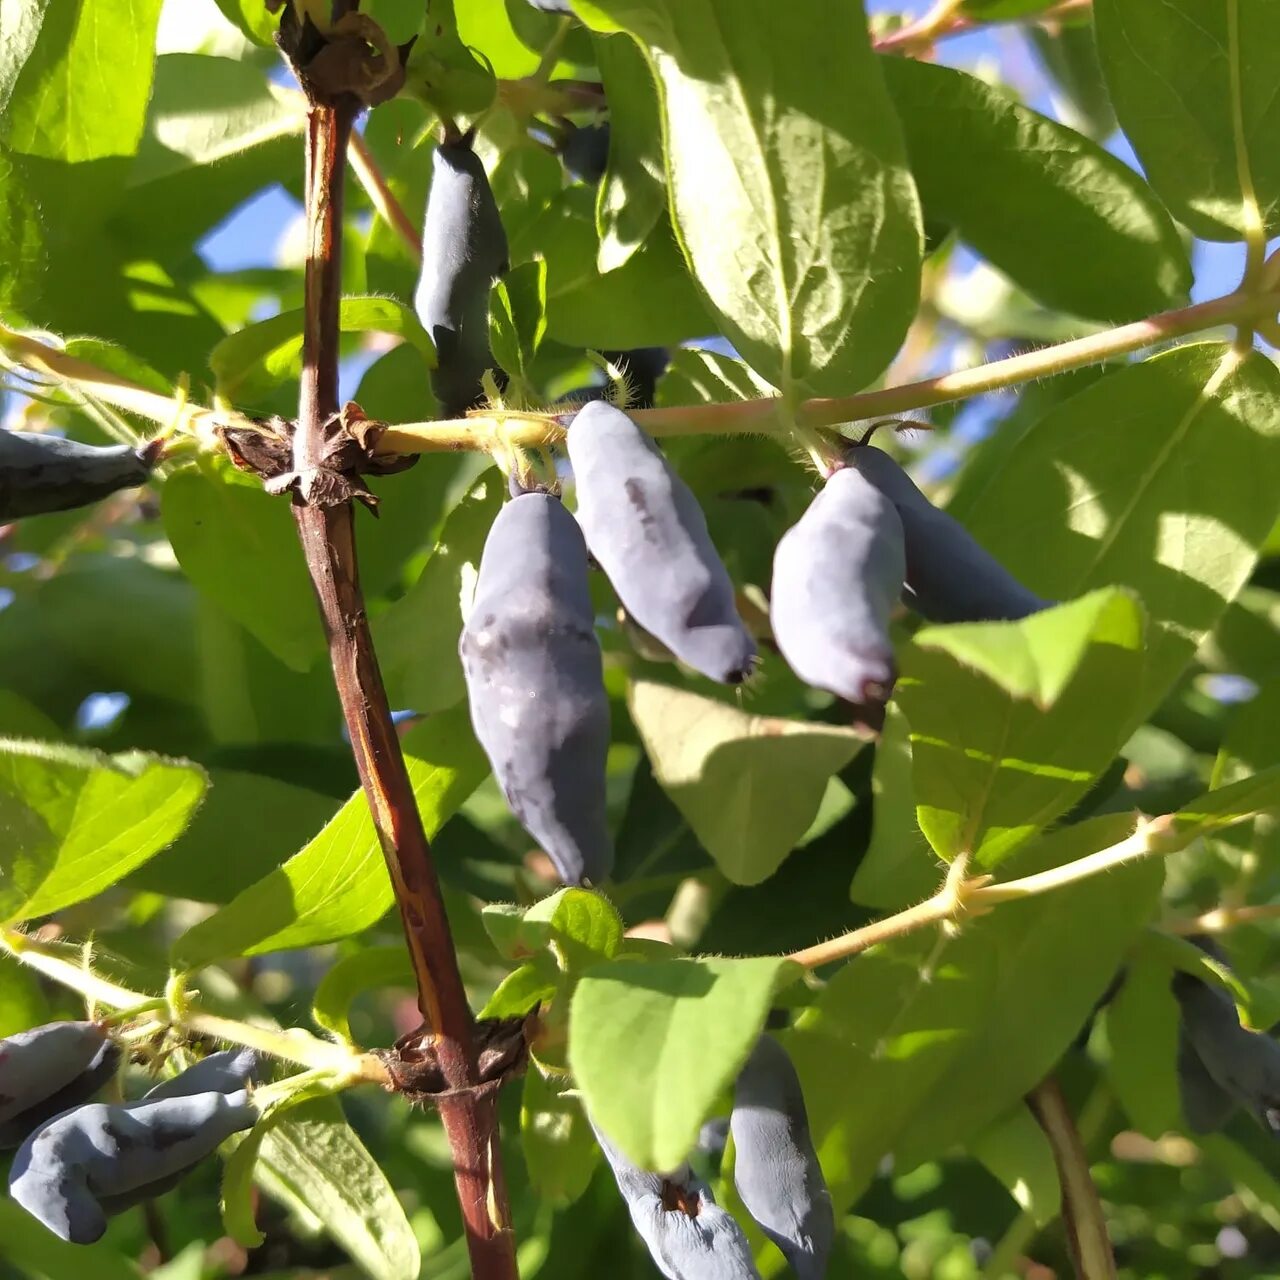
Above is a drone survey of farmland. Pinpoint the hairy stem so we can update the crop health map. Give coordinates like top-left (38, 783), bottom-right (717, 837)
top-left (379, 287), bottom-right (1274, 456)
top-left (291, 99), bottom-right (517, 1279)
top-left (348, 130), bottom-right (422, 264)
top-left (1027, 1077), bottom-right (1117, 1280)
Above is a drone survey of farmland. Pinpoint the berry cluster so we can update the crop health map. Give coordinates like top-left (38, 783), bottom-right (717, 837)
top-left (2, 1023), bottom-right (259, 1244)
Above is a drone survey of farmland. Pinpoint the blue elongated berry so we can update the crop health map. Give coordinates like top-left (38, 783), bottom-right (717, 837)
top-left (145, 1048), bottom-right (261, 1101)
top-left (8, 1090), bottom-right (257, 1244)
top-left (562, 123), bottom-right (610, 185)
top-left (0, 1023), bottom-right (110, 1128)
top-left (592, 1123), bottom-right (762, 1279)
top-left (770, 466), bottom-right (905, 715)
top-left (1177, 1025), bottom-right (1236, 1134)
top-left (415, 132), bottom-right (509, 417)
top-left (730, 1035), bottom-right (833, 1280)
top-left (567, 400), bottom-right (755, 685)
top-left (1173, 972), bottom-right (1280, 1134)
top-left (0, 432), bottom-right (157, 522)
top-left (0, 1037), bottom-right (122, 1151)
top-left (460, 491), bottom-right (612, 884)
top-left (852, 445), bottom-right (1048, 623)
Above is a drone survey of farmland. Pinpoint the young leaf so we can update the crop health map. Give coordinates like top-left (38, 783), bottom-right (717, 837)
top-left (479, 961), bottom-right (559, 1019)
top-left (522, 1066), bottom-right (601, 1205)
top-left (163, 466), bottom-right (326, 675)
top-left (0, 739), bottom-right (207, 923)
top-left (968, 1104), bottom-right (1061, 1227)
top-left (628, 679), bottom-right (864, 886)
top-left (1094, 0), bottom-right (1280, 241)
top-left (482, 888), bottom-right (624, 974)
top-left (574, 0), bottom-right (922, 397)
top-left (311, 945), bottom-right (417, 1045)
top-left (1105, 951), bottom-right (1182, 1139)
top-left (569, 954), bottom-right (799, 1170)
top-left (252, 1097), bottom-right (421, 1280)
top-left (171, 707), bottom-right (488, 965)
top-left (950, 345), bottom-right (1280, 726)
top-left (894, 589), bottom-right (1146, 868)
top-left (880, 56), bottom-right (1189, 320)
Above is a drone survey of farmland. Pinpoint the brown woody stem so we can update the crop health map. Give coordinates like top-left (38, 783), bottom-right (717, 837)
top-left (292, 99), bottom-right (516, 1279)
top-left (1026, 1077), bottom-right (1116, 1280)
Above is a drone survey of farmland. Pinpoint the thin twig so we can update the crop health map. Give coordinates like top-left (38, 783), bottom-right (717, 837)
top-left (1026, 1077), bottom-right (1117, 1280)
top-left (348, 130), bottom-right (422, 263)
top-left (1165, 902), bottom-right (1280, 936)
top-left (875, 0), bottom-right (1093, 55)
top-left (290, 97), bottom-right (516, 1278)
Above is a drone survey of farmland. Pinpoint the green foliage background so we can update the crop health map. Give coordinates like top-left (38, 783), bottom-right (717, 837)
top-left (3, 0), bottom-right (1280, 1278)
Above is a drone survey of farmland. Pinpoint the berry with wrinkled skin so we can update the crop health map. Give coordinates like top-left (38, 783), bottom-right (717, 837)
top-left (144, 1048), bottom-right (261, 1101)
top-left (8, 1090), bottom-right (257, 1243)
top-left (852, 445), bottom-right (1048, 623)
top-left (731, 1035), bottom-right (834, 1280)
top-left (0, 1023), bottom-right (110, 1128)
top-left (562, 122), bottom-right (610, 185)
top-left (770, 466), bottom-right (905, 714)
top-left (460, 492), bottom-right (612, 884)
top-left (1173, 972), bottom-right (1280, 1133)
top-left (568, 400), bottom-right (755, 685)
top-left (415, 133), bottom-right (509, 417)
top-left (0, 1038), bottom-right (122, 1151)
top-left (1177, 1025), bottom-right (1236, 1134)
top-left (592, 1123), bottom-right (762, 1280)
top-left (0, 432), bottom-right (157, 522)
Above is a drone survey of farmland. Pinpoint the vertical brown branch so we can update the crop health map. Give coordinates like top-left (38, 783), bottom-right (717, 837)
top-left (291, 99), bottom-right (517, 1280)
top-left (1027, 1076), bottom-right (1117, 1280)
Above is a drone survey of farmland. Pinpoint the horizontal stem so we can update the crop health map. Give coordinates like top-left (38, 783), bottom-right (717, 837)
top-left (789, 892), bottom-right (954, 968)
top-left (2, 930), bottom-right (387, 1081)
top-left (1165, 902), bottom-right (1280, 936)
top-left (379, 288), bottom-right (1274, 457)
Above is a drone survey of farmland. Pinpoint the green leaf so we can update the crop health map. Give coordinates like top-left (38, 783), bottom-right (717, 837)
top-left (163, 466), bottom-right (324, 675)
top-left (311, 945), bottom-right (417, 1045)
top-left (895, 589), bottom-right (1146, 868)
top-left (0, 1199), bottom-right (143, 1280)
top-left (522, 1066), bottom-right (601, 1205)
top-left (478, 960), bottom-right (559, 1019)
top-left (1027, 19), bottom-right (1117, 142)
top-left (0, 949), bottom-right (49, 1037)
top-left (628, 679), bottom-right (863, 886)
top-left (129, 769), bottom-right (340, 905)
top-left (793, 816), bottom-right (1161, 1211)
top-left (569, 954), bottom-right (798, 1169)
top-left (968, 1104), bottom-right (1061, 1227)
top-left (172, 706), bottom-right (488, 965)
top-left (5, 0), bottom-right (163, 164)
top-left (0, 739), bottom-right (206, 923)
top-left (593, 29), bottom-right (665, 273)
top-left (1167, 764), bottom-right (1280, 846)
top-left (575, 0), bottom-right (920, 397)
top-left (950, 345), bottom-right (1280, 725)
top-left (489, 258), bottom-right (547, 385)
top-left (849, 702), bottom-right (939, 911)
top-left (880, 57), bottom-right (1188, 321)
top-left (209, 296), bottom-right (434, 402)
top-left (376, 472), bottom-right (504, 714)
top-left (252, 1097), bottom-right (421, 1280)
top-left (210, 0), bottom-right (280, 45)
top-left (404, 0), bottom-right (497, 118)
top-left (483, 888), bottom-right (625, 974)
top-left (1095, 0), bottom-right (1280, 241)
top-left (1105, 949), bottom-right (1182, 1139)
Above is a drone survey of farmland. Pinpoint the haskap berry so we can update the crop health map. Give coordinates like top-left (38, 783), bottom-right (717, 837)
top-left (459, 491), bottom-right (613, 885)
top-left (770, 465), bottom-right (905, 718)
top-left (0, 431), bottom-right (159, 522)
top-left (415, 132), bottom-right (509, 418)
top-left (591, 1122), bottom-right (762, 1279)
top-left (730, 1035), bottom-right (833, 1280)
top-left (851, 444), bottom-right (1049, 623)
top-left (1173, 971), bottom-right (1280, 1134)
top-left (9, 1089), bottom-right (257, 1243)
top-left (0, 1025), bottom-right (122, 1151)
top-left (144, 1047), bottom-right (261, 1102)
top-left (568, 400), bottom-right (756, 685)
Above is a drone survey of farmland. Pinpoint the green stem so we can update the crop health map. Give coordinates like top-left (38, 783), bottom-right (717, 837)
top-left (1, 930), bottom-right (387, 1081)
top-left (379, 287), bottom-right (1275, 456)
